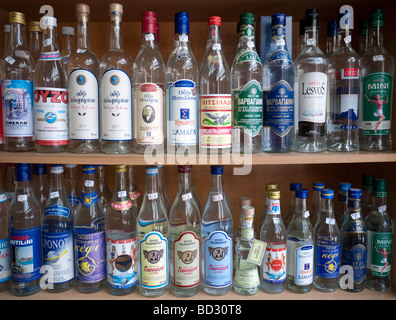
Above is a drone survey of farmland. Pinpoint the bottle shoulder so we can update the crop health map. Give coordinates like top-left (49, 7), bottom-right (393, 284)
top-left (68, 50), bottom-right (100, 73)
top-left (99, 50), bottom-right (133, 76)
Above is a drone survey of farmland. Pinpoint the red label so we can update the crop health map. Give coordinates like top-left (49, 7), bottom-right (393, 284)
top-left (110, 200), bottom-right (133, 210)
top-left (342, 68), bottom-right (359, 79)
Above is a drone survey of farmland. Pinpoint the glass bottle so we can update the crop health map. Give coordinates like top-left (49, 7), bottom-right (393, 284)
top-left (358, 19), bottom-right (369, 56)
top-left (28, 21), bottom-right (42, 64)
top-left (293, 8), bottom-right (329, 153)
top-left (96, 165), bottom-right (112, 214)
top-left (42, 164), bottom-right (74, 292)
top-left (286, 188), bottom-right (314, 293)
top-left (284, 182), bottom-right (302, 228)
top-left (132, 11), bottom-right (165, 155)
top-left (64, 164), bottom-right (81, 216)
top-left (1, 12), bottom-right (35, 152)
top-left (105, 165), bottom-right (138, 295)
top-left (137, 166), bottom-right (169, 297)
top-left (326, 20), bottom-right (338, 56)
top-left (335, 181), bottom-right (352, 228)
top-left (68, 4), bottom-right (100, 153)
top-left (339, 188), bottom-right (367, 292)
top-left (199, 16), bottom-right (231, 154)
top-left (360, 9), bottom-right (394, 151)
top-left (234, 197), bottom-right (252, 243)
top-left (74, 165), bottom-right (106, 293)
top-left (0, 167), bottom-right (10, 291)
top-left (310, 181), bottom-right (325, 227)
top-left (5, 163), bottom-right (16, 201)
top-left (169, 165), bottom-right (201, 297)
top-left (100, 4), bottom-right (133, 154)
top-left (32, 163), bottom-right (49, 213)
top-left (61, 26), bottom-right (75, 70)
top-left (158, 165), bottom-right (171, 215)
top-left (0, 24), bottom-right (11, 150)
top-left (262, 13), bottom-right (294, 153)
top-left (260, 190), bottom-right (287, 293)
top-left (313, 188), bottom-right (340, 292)
top-left (9, 163), bottom-right (42, 296)
top-left (2, 24), bottom-right (11, 58)
top-left (361, 174), bottom-right (374, 220)
top-left (127, 165), bottom-right (142, 211)
top-left (258, 182), bottom-right (278, 233)
top-left (298, 19), bottom-right (305, 55)
top-left (232, 13), bottom-right (263, 154)
top-left (365, 179), bottom-right (393, 292)
top-left (165, 12), bottom-right (199, 155)
top-left (201, 165), bottom-right (233, 295)
top-left (34, 16), bottom-right (69, 152)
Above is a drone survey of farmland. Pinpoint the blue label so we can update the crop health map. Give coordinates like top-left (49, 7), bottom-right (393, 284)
top-left (0, 238), bottom-right (11, 283)
top-left (68, 194), bottom-right (81, 207)
top-left (81, 191), bottom-right (99, 207)
top-left (44, 203), bottom-right (72, 219)
top-left (341, 243), bottom-right (367, 284)
top-left (316, 237), bottom-right (340, 278)
top-left (266, 49), bottom-right (293, 65)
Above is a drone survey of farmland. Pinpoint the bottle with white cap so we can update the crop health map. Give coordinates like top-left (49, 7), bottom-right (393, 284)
top-left (61, 26), bottom-right (75, 69)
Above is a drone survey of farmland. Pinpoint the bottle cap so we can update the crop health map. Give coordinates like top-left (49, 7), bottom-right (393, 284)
top-left (296, 188), bottom-right (308, 199)
top-left (313, 181), bottom-right (325, 191)
top-left (9, 12), bottom-right (26, 25)
top-left (359, 19), bottom-right (369, 35)
top-left (374, 179), bottom-right (387, 197)
top-left (240, 13), bottom-right (255, 25)
top-left (321, 188), bottom-right (334, 199)
top-left (33, 164), bottom-right (47, 175)
top-left (50, 165), bottom-right (64, 174)
top-left (370, 9), bottom-right (383, 27)
top-left (241, 205), bottom-right (255, 217)
top-left (142, 11), bottom-right (157, 34)
top-left (305, 8), bottom-right (319, 27)
top-left (115, 165), bottom-right (127, 173)
top-left (178, 165), bottom-right (192, 173)
top-left (348, 188), bottom-right (362, 199)
top-left (290, 182), bottom-right (302, 191)
top-left (15, 163), bottom-right (31, 182)
top-left (266, 183), bottom-right (278, 190)
top-left (65, 164), bottom-right (77, 168)
top-left (175, 12), bottom-right (189, 34)
top-left (327, 20), bottom-right (338, 36)
top-left (82, 165), bottom-right (96, 174)
top-left (362, 174), bottom-right (374, 189)
top-left (268, 190), bottom-right (280, 199)
top-left (271, 13), bottom-right (286, 26)
top-left (210, 165), bottom-right (223, 175)
top-left (299, 19), bottom-right (305, 35)
top-left (62, 26), bottom-right (75, 35)
top-left (76, 3), bottom-right (90, 14)
top-left (208, 16), bottom-right (221, 26)
top-left (29, 21), bottom-right (42, 32)
top-left (240, 197), bottom-right (251, 206)
top-left (339, 182), bottom-right (351, 192)
top-left (145, 166), bottom-right (158, 176)
top-left (109, 3), bottom-right (123, 14)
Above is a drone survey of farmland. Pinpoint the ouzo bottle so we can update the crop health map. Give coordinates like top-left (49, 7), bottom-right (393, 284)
top-left (64, 164), bottom-right (81, 215)
top-left (0, 167), bottom-right (10, 291)
top-left (32, 163), bottom-right (49, 213)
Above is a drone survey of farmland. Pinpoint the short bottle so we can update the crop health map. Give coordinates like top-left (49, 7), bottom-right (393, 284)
top-left (64, 164), bottom-right (81, 216)
top-left (169, 165), bottom-right (201, 297)
top-left (284, 182), bottom-right (302, 228)
top-left (32, 163), bottom-right (49, 213)
top-left (361, 174), bottom-right (374, 220)
top-left (42, 165), bottom-right (74, 292)
top-left (286, 188), bottom-right (314, 293)
top-left (9, 163), bottom-right (42, 296)
top-left (74, 165), bottom-right (106, 293)
top-left (28, 21), bottom-right (42, 64)
top-left (313, 189), bottom-right (340, 292)
top-left (0, 167), bottom-right (10, 291)
top-left (61, 26), bottom-right (75, 68)
top-left (105, 165), bottom-right (138, 295)
top-left (309, 181), bottom-right (325, 227)
top-left (96, 165), bottom-right (112, 214)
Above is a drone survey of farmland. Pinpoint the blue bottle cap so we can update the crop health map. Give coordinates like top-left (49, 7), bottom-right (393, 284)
top-left (339, 182), bottom-right (352, 191)
top-left (321, 188), bottom-right (334, 199)
top-left (348, 188), bottom-right (362, 199)
top-left (82, 165), bottom-right (96, 174)
top-left (145, 166), bottom-right (159, 176)
top-left (211, 165), bottom-right (223, 175)
top-left (313, 182), bottom-right (325, 191)
top-left (290, 182), bottom-right (302, 191)
top-left (50, 164), bottom-right (64, 174)
top-left (175, 12), bottom-right (189, 34)
top-left (15, 163), bottom-right (31, 182)
top-left (33, 163), bottom-right (47, 175)
top-left (296, 188), bottom-right (308, 199)
top-left (327, 20), bottom-right (338, 36)
top-left (272, 13), bottom-right (286, 26)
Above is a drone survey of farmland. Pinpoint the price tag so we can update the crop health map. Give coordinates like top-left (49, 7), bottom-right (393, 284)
top-left (118, 190), bottom-right (127, 198)
top-left (212, 43), bottom-right (221, 50)
top-left (50, 191), bottom-right (60, 199)
top-left (276, 39), bottom-right (285, 46)
top-left (247, 239), bottom-right (267, 265)
top-left (351, 212), bottom-right (361, 220)
top-left (304, 210), bottom-right (310, 218)
top-left (344, 36), bottom-right (351, 44)
top-left (85, 180), bottom-right (94, 187)
top-left (148, 192), bottom-right (158, 200)
top-left (306, 38), bottom-right (316, 46)
top-left (43, 38), bottom-right (52, 47)
top-left (18, 195), bottom-right (27, 202)
top-left (326, 218), bottom-right (336, 225)
top-left (379, 205), bottom-right (387, 213)
top-left (5, 56), bottom-right (15, 65)
top-left (179, 34), bottom-right (188, 42)
top-left (182, 192), bottom-right (192, 201)
top-left (373, 55), bottom-right (384, 61)
top-left (0, 193), bottom-right (7, 202)
top-left (213, 194), bottom-right (223, 202)
top-left (145, 33), bottom-right (155, 41)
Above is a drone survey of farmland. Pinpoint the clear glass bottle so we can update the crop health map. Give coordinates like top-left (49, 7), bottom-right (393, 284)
top-left (309, 181), bottom-right (325, 227)
top-left (0, 24), bottom-right (11, 150)
top-left (360, 9), bottom-right (394, 151)
top-left (42, 164), bottom-right (74, 292)
top-left (313, 188), bottom-right (340, 292)
top-left (335, 181), bottom-right (352, 228)
top-left (32, 163), bottom-right (49, 213)
top-left (73, 165), bottom-right (106, 293)
top-left (339, 188), bottom-right (367, 292)
top-left (100, 4), bottom-right (133, 154)
top-left (9, 163), bottom-right (42, 296)
top-left (105, 165), bottom-right (138, 295)
top-left (64, 164), bottom-right (81, 216)
top-left (169, 165), bottom-right (201, 297)
top-left (286, 188), bottom-right (314, 293)
top-left (127, 165), bottom-right (142, 211)
top-left (61, 26), bottom-right (75, 70)
top-left (67, 4), bottom-right (100, 153)
top-left (28, 21), bottom-right (42, 64)
top-left (365, 179), bottom-right (393, 292)
top-left (1, 12), bottom-right (35, 152)
top-left (358, 19), bottom-right (369, 56)
top-left (2, 24), bottom-right (11, 58)
top-left (0, 167), bottom-right (10, 291)
top-left (34, 16), bottom-right (69, 152)
top-left (234, 197), bottom-right (252, 243)
top-left (133, 11), bottom-right (165, 155)
top-left (298, 19), bottom-right (305, 54)
top-left (199, 16), bottom-right (231, 154)
top-left (137, 166), bottom-right (169, 297)
top-left (262, 13), bottom-right (294, 153)
top-left (165, 12), bottom-right (199, 155)
top-left (258, 182), bottom-right (278, 233)
top-left (293, 8), bottom-right (329, 153)
top-left (232, 13), bottom-right (263, 154)
top-left (284, 182), bottom-right (302, 228)
top-left (326, 20), bottom-right (338, 56)
top-left (5, 163), bottom-right (16, 201)
top-left (201, 165), bottom-right (233, 295)
top-left (96, 165), bottom-right (112, 214)
top-left (260, 190), bottom-right (287, 293)
top-left (361, 174), bottom-right (374, 220)
top-left (158, 165), bottom-right (171, 215)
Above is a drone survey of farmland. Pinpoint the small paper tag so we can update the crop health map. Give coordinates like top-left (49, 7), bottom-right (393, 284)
top-left (276, 39), bottom-right (285, 46)
top-left (50, 191), bottom-right (60, 199)
top-left (373, 55), bottom-right (384, 62)
top-left (213, 194), bottom-right (223, 201)
top-left (18, 195), bottom-right (27, 202)
top-left (326, 218), bottom-right (336, 225)
top-left (307, 38), bottom-right (316, 46)
top-left (85, 180), bottom-right (94, 187)
top-left (378, 205), bottom-right (387, 213)
top-left (351, 212), bottom-right (361, 220)
top-left (179, 34), bottom-right (188, 42)
top-left (182, 192), bottom-right (192, 201)
top-left (344, 35), bottom-right (351, 44)
top-left (5, 56), bottom-right (15, 65)
top-left (247, 239), bottom-right (267, 265)
top-left (148, 192), bottom-right (158, 200)
top-left (118, 190), bottom-right (127, 198)
top-left (145, 33), bottom-right (155, 41)
top-left (304, 210), bottom-right (310, 218)
top-left (212, 43), bottom-right (221, 50)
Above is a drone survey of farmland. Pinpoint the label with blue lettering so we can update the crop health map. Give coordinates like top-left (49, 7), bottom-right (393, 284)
top-left (44, 203), bottom-right (72, 219)
top-left (10, 226), bottom-right (42, 282)
top-left (316, 236), bottom-right (340, 278)
top-left (266, 49), bottom-right (293, 65)
top-left (81, 191), bottom-right (99, 207)
top-left (42, 230), bottom-right (74, 284)
top-left (0, 238), bottom-right (11, 283)
top-left (294, 244), bottom-right (314, 286)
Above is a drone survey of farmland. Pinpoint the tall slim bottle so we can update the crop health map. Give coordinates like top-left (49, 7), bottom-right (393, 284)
top-left (326, 20), bottom-right (338, 56)
top-left (361, 174), bottom-right (374, 220)
top-left (28, 21), bottom-right (42, 64)
top-left (0, 167), bottom-right (10, 291)
top-left (133, 11), bottom-right (165, 155)
top-left (334, 181), bottom-right (351, 228)
top-left (127, 165), bottom-right (142, 211)
top-left (137, 166), bottom-right (169, 297)
top-left (165, 12), bottom-right (199, 155)
top-left (105, 165), bottom-right (138, 295)
top-left (358, 19), bottom-right (369, 56)
top-left (199, 16), bottom-right (231, 154)
top-left (298, 19), bottom-right (305, 54)
top-left (1, 12), bottom-right (35, 152)
top-left (201, 165), bottom-right (233, 295)
top-left (262, 13), bottom-right (294, 153)
top-left (65, 164), bottom-right (81, 215)
top-left (169, 165), bottom-right (201, 297)
top-left (232, 13), bottom-right (263, 154)
top-left (310, 181), bottom-right (325, 227)
top-left (158, 165), bottom-right (171, 214)
top-left (68, 4), bottom-right (100, 153)
top-left (360, 9), bottom-right (394, 151)
top-left (74, 165), bottom-right (106, 293)
top-left (0, 24), bottom-right (11, 150)
top-left (9, 163), bottom-right (42, 296)
top-left (96, 165), bottom-right (112, 214)
top-left (61, 26), bottom-right (75, 69)
top-left (42, 165), bottom-right (74, 292)
top-left (32, 163), bottom-right (49, 213)
top-left (284, 182), bottom-right (302, 228)
top-left (365, 179), bottom-right (393, 292)
top-left (293, 8), bottom-right (329, 153)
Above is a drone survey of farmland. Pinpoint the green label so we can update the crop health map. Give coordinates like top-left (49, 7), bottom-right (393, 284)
top-left (362, 72), bottom-right (393, 136)
top-left (367, 231), bottom-right (392, 277)
top-left (232, 79), bottom-right (263, 137)
top-left (236, 49), bottom-right (262, 64)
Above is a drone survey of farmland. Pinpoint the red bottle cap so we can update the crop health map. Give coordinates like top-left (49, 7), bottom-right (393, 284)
top-left (142, 11), bottom-right (157, 34)
top-left (208, 16), bottom-right (221, 26)
top-left (178, 165), bottom-right (192, 173)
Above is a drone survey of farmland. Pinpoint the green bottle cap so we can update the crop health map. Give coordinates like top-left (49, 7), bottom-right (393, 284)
top-left (359, 19), bottom-right (369, 36)
top-left (370, 9), bottom-right (384, 27)
top-left (239, 13), bottom-right (255, 25)
top-left (374, 179), bottom-right (387, 197)
top-left (362, 174), bottom-right (374, 190)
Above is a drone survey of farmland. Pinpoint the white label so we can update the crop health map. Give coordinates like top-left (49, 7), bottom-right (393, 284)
top-left (182, 192), bottom-right (192, 201)
top-left (273, 217), bottom-right (280, 223)
top-left (5, 56), bottom-right (15, 65)
top-left (17, 195), bottom-right (27, 202)
top-left (50, 191), bottom-right (60, 199)
top-left (304, 210), bottom-right (310, 218)
top-left (100, 69), bottom-right (132, 141)
top-left (343, 36), bottom-right (351, 44)
top-left (351, 212), bottom-right (361, 220)
top-left (276, 39), bottom-right (285, 46)
top-left (213, 194), bottom-right (223, 202)
top-left (326, 218), bottom-right (336, 225)
top-left (294, 245), bottom-right (314, 286)
top-left (43, 38), bottom-right (52, 47)
top-left (145, 34), bottom-right (155, 41)
top-left (85, 180), bottom-right (94, 187)
top-left (306, 38), bottom-right (316, 46)
top-left (0, 193), bottom-right (7, 202)
top-left (179, 34), bottom-right (188, 42)
top-left (373, 55), bottom-right (384, 62)
top-left (117, 190), bottom-right (127, 198)
top-left (378, 205), bottom-right (387, 213)
top-left (148, 192), bottom-right (158, 200)
top-left (212, 44), bottom-right (221, 50)
top-left (68, 69), bottom-right (99, 140)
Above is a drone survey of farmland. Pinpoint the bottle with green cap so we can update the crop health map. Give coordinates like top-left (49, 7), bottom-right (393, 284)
top-left (358, 19), bottom-right (369, 56)
top-left (335, 181), bottom-right (352, 228)
top-left (361, 174), bottom-right (374, 220)
top-left (365, 179), bottom-right (393, 292)
top-left (360, 9), bottom-right (394, 151)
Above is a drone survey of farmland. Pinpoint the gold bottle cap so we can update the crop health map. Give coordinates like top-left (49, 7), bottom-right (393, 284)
top-left (109, 3), bottom-right (123, 14)
top-left (9, 12), bottom-right (26, 25)
top-left (29, 21), bottom-right (42, 32)
top-left (266, 183), bottom-right (278, 191)
top-left (115, 165), bottom-right (127, 173)
top-left (267, 190), bottom-right (280, 200)
top-left (241, 205), bottom-right (255, 217)
top-left (76, 3), bottom-right (90, 14)
top-left (239, 197), bottom-right (251, 207)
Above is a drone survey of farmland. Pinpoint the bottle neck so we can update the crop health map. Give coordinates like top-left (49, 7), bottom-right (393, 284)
top-left (373, 195), bottom-right (387, 213)
top-left (141, 32), bottom-right (156, 49)
top-left (110, 14), bottom-right (123, 50)
top-left (144, 174), bottom-right (159, 194)
top-left (15, 179), bottom-right (32, 193)
top-left (76, 14), bottom-right (90, 50)
top-left (338, 28), bottom-right (352, 48)
top-left (114, 171), bottom-right (127, 194)
top-left (209, 173), bottom-right (224, 194)
top-left (305, 25), bottom-right (319, 48)
top-left (65, 166), bottom-right (77, 181)
top-left (237, 23), bottom-right (255, 50)
top-left (42, 25), bottom-right (59, 52)
top-left (207, 24), bottom-right (221, 45)
top-left (10, 22), bottom-right (29, 50)
top-left (177, 172), bottom-right (192, 194)
top-left (271, 23), bottom-right (287, 47)
top-left (369, 25), bottom-right (384, 48)
top-left (50, 172), bottom-right (65, 191)
top-left (338, 190), bottom-right (348, 203)
top-left (62, 34), bottom-right (75, 52)
top-left (319, 197), bottom-right (334, 218)
top-left (296, 197), bottom-right (307, 216)
top-left (82, 172), bottom-right (96, 193)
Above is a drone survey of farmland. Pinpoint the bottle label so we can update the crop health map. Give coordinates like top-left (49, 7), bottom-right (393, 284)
top-left (294, 244), bottom-right (314, 286)
top-left (265, 49), bottom-right (293, 65)
top-left (298, 72), bottom-right (327, 136)
top-left (235, 49), bottom-right (262, 64)
top-left (1, 79), bottom-right (34, 138)
top-left (234, 260), bottom-right (260, 288)
top-left (74, 231), bottom-right (106, 283)
top-left (81, 191), bottom-right (99, 207)
top-left (0, 85), bottom-right (3, 144)
top-left (167, 79), bottom-right (198, 146)
top-left (135, 83), bottom-right (164, 144)
top-left (238, 25), bottom-right (255, 42)
top-left (139, 231), bottom-right (168, 289)
top-left (39, 51), bottom-right (62, 61)
top-left (262, 245), bottom-right (286, 283)
top-left (367, 231), bottom-right (392, 277)
top-left (106, 236), bottom-right (138, 289)
top-left (0, 193), bottom-right (7, 203)
top-left (315, 236), bottom-right (340, 278)
top-left (68, 69), bottom-right (99, 140)
top-left (44, 203), bottom-right (72, 219)
top-left (361, 72), bottom-right (392, 136)
top-left (199, 94), bottom-right (232, 148)
top-left (0, 237), bottom-right (11, 283)
top-left (263, 80), bottom-right (294, 137)
top-left (10, 226), bottom-right (42, 282)
top-left (173, 231), bottom-right (200, 288)
top-left (232, 79), bottom-right (263, 137)
top-left (67, 194), bottom-right (81, 207)
top-left (110, 200), bottom-right (133, 210)
top-left (267, 199), bottom-right (281, 214)
top-left (100, 69), bottom-right (132, 141)
top-left (204, 230), bottom-right (232, 288)
top-left (42, 229), bottom-right (74, 284)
